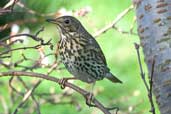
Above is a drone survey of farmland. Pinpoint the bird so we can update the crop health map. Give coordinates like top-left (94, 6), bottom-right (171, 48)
top-left (46, 16), bottom-right (122, 105)
top-left (46, 16), bottom-right (122, 85)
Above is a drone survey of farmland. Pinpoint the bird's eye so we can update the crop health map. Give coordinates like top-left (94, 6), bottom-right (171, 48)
top-left (64, 19), bottom-right (70, 24)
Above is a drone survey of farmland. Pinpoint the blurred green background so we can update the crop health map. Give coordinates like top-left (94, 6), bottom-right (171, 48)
top-left (0, 0), bottom-right (159, 114)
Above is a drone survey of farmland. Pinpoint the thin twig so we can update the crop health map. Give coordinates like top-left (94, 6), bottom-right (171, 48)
top-left (130, 16), bottom-right (137, 34)
top-left (16, 1), bottom-right (56, 17)
top-left (0, 18), bottom-right (38, 32)
top-left (134, 43), bottom-right (149, 91)
top-left (93, 5), bottom-right (134, 37)
top-left (0, 40), bottom-right (51, 56)
top-left (9, 77), bottom-right (24, 96)
top-left (10, 0), bottom-right (19, 12)
top-left (0, 95), bottom-right (9, 114)
top-left (134, 43), bottom-right (156, 114)
top-left (12, 80), bottom-right (41, 114)
top-left (149, 59), bottom-right (156, 114)
top-left (0, 27), bottom-right (46, 43)
top-left (113, 26), bottom-right (137, 35)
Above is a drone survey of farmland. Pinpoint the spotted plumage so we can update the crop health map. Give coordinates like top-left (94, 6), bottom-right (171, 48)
top-left (47, 16), bottom-right (122, 83)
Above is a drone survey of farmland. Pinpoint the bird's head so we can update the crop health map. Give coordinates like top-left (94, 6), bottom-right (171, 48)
top-left (46, 16), bottom-right (81, 33)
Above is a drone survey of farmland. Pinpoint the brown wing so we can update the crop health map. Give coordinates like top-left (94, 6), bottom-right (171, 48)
top-left (85, 35), bottom-right (107, 65)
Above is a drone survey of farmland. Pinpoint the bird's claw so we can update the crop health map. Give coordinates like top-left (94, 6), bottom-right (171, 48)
top-left (85, 92), bottom-right (96, 107)
top-left (58, 78), bottom-right (68, 89)
top-left (58, 77), bottom-right (77, 89)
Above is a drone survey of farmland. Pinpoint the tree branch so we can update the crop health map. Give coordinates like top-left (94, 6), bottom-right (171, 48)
top-left (134, 43), bottom-right (156, 114)
top-left (0, 71), bottom-right (118, 114)
top-left (93, 5), bottom-right (134, 37)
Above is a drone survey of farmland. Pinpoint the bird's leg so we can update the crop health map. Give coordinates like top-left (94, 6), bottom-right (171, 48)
top-left (58, 77), bottom-right (77, 89)
top-left (85, 82), bottom-right (96, 107)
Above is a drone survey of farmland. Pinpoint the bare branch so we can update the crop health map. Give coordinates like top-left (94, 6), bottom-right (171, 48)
top-left (93, 5), bottom-right (134, 37)
top-left (0, 41), bottom-right (50, 56)
top-left (134, 43), bottom-right (156, 114)
top-left (0, 71), bottom-right (118, 114)
top-left (149, 59), bottom-right (156, 113)
top-left (12, 80), bottom-right (41, 114)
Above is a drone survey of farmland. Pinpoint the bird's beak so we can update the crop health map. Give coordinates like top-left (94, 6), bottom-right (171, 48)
top-left (46, 18), bottom-right (57, 24)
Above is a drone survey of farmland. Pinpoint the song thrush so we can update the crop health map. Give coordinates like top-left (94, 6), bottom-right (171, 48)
top-left (46, 16), bottom-right (122, 84)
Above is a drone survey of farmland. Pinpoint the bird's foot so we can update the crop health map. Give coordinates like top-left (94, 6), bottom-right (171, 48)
top-left (85, 92), bottom-right (96, 107)
top-left (58, 77), bottom-right (76, 89)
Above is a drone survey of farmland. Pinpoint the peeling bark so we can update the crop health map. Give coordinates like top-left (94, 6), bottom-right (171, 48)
top-left (134, 0), bottom-right (171, 114)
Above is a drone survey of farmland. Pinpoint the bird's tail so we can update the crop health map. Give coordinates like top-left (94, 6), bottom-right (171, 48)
top-left (106, 72), bottom-right (122, 83)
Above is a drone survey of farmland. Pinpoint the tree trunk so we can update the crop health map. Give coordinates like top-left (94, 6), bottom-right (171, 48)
top-left (134, 0), bottom-right (171, 114)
